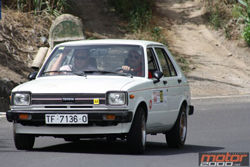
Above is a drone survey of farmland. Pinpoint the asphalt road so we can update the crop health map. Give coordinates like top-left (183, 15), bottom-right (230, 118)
top-left (0, 96), bottom-right (249, 167)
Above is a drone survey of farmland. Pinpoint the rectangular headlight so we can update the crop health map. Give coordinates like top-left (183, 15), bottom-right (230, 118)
top-left (107, 92), bottom-right (126, 105)
top-left (13, 93), bottom-right (31, 106)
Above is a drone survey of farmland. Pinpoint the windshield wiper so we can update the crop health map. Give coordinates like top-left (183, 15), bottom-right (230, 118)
top-left (42, 70), bottom-right (133, 78)
top-left (42, 70), bottom-right (74, 74)
top-left (82, 70), bottom-right (133, 77)
top-left (73, 71), bottom-right (86, 77)
top-left (42, 70), bottom-right (87, 77)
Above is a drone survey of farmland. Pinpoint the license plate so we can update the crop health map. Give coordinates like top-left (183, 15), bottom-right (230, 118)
top-left (45, 114), bottom-right (88, 124)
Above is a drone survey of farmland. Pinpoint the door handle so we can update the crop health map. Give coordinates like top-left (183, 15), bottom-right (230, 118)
top-left (178, 79), bottom-right (182, 83)
top-left (163, 80), bottom-right (167, 85)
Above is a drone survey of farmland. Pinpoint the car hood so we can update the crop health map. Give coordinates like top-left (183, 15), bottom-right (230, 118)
top-left (13, 76), bottom-right (138, 94)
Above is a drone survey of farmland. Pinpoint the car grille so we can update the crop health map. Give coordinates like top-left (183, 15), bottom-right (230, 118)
top-left (31, 93), bottom-right (106, 105)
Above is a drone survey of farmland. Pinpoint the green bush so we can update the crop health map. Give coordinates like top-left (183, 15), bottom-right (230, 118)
top-left (243, 24), bottom-right (250, 45)
top-left (206, 0), bottom-right (225, 30)
top-left (109, 0), bottom-right (153, 32)
top-left (14, 0), bottom-right (68, 16)
top-left (237, 0), bottom-right (250, 45)
top-left (237, 0), bottom-right (250, 24)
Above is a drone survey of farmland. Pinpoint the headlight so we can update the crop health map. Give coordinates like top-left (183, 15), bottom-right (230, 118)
top-left (107, 92), bottom-right (126, 105)
top-left (13, 93), bottom-right (31, 106)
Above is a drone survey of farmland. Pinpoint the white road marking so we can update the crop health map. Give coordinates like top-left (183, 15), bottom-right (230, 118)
top-left (192, 94), bottom-right (250, 100)
top-left (0, 112), bottom-right (6, 117)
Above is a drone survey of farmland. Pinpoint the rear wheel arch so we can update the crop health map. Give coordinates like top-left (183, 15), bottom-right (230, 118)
top-left (172, 100), bottom-right (188, 125)
top-left (181, 100), bottom-right (188, 114)
top-left (165, 102), bottom-right (188, 148)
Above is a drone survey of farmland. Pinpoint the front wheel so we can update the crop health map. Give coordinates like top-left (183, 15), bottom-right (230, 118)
top-left (127, 107), bottom-right (146, 154)
top-left (166, 105), bottom-right (187, 148)
top-left (14, 132), bottom-right (35, 150)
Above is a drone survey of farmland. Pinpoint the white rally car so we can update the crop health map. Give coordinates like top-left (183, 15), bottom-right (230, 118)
top-left (6, 39), bottom-right (194, 154)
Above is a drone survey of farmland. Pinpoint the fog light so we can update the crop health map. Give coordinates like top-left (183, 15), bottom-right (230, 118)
top-left (104, 114), bottom-right (116, 120)
top-left (19, 114), bottom-right (32, 120)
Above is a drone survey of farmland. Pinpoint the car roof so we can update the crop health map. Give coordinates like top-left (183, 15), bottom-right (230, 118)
top-left (57, 39), bottom-right (164, 48)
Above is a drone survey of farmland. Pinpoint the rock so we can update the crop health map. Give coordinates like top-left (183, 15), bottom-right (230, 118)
top-left (0, 34), bottom-right (3, 42)
top-left (0, 79), bottom-right (18, 112)
top-left (40, 37), bottom-right (47, 45)
top-left (237, 40), bottom-right (248, 48)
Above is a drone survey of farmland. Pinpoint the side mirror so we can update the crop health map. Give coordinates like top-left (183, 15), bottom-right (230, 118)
top-left (152, 71), bottom-right (163, 84)
top-left (28, 71), bottom-right (38, 80)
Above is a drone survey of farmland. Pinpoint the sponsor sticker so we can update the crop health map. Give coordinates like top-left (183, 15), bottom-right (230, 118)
top-left (149, 100), bottom-right (152, 109)
top-left (199, 152), bottom-right (249, 166)
top-left (93, 98), bottom-right (99, 104)
top-left (153, 90), bottom-right (163, 103)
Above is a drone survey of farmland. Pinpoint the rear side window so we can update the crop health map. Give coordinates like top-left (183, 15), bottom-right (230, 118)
top-left (155, 48), bottom-right (177, 77)
top-left (147, 48), bottom-right (160, 76)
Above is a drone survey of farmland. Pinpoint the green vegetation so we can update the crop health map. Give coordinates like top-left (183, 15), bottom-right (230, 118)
top-left (108, 0), bottom-right (167, 45)
top-left (243, 24), bottom-right (250, 44)
top-left (205, 0), bottom-right (250, 46)
top-left (237, 0), bottom-right (250, 23)
top-left (174, 53), bottom-right (190, 73)
top-left (3, 0), bottom-right (188, 71)
top-left (108, 0), bottom-right (153, 32)
top-left (10, 0), bottom-right (68, 16)
top-left (205, 0), bottom-right (230, 30)
top-left (237, 0), bottom-right (250, 46)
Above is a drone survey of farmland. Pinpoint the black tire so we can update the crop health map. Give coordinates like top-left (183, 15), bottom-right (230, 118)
top-left (14, 132), bottom-right (35, 150)
top-left (106, 137), bottom-right (117, 142)
top-left (166, 105), bottom-right (187, 148)
top-left (127, 107), bottom-right (146, 154)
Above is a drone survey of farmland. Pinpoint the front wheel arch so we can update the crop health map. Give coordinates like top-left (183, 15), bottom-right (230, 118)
top-left (129, 101), bottom-right (148, 125)
top-left (127, 105), bottom-right (147, 154)
top-left (135, 102), bottom-right (148, 122)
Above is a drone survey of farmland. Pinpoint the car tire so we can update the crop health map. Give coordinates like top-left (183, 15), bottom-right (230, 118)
top-left (14, 132), bottom-right (35, 150)
top-left (166, 105), bottom-right (187, 148)
top-left (106, 137), bottom-right (117, 142)
top-left (127, 107), bottom-right (146, 154)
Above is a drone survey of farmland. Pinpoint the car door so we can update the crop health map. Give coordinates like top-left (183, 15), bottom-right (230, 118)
top-left (146, 47), bottom-right (170, 131)
top-left (153, 47), bottom-right (184, 126)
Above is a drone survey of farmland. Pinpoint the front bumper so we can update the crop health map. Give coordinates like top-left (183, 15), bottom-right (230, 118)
top-left (6, 110), bottom-right (133, 126)
top-left (188, 105), bottom-right (194, 115)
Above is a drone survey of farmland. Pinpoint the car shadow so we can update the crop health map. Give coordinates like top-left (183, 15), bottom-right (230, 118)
top-left (145, 142), bottom-right (224, 155)
top-left (31, 139), bottom-right (224, 155)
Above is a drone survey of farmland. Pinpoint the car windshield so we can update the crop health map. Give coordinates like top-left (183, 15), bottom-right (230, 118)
top-left (41, 44), bottom-right (145, 77)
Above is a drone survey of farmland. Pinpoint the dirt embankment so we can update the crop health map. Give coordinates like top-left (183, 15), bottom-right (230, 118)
top-left (0, 8), bottom-right (53, 83)
top-left (0, 8), bottom-right (54, 111)
top-left (155, 0), bottom-right (250, 97)
top-left (68, 0), bottom-right (250, 97)
top-left (1, 0), bottom-right (250, 108)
